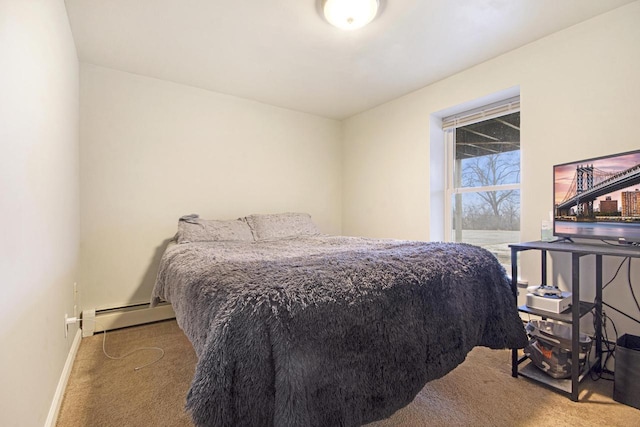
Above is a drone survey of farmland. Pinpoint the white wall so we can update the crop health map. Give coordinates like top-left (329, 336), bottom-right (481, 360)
top-left (0, 1), bottom-right (80, 426)
top-left (342, 2), bottom-right (640, 335)
top-left (79, 64), bottom-right (342, 310)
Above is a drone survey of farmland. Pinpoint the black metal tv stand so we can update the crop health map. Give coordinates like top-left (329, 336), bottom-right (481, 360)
top-left (509, 240), bottom-right (640, 401)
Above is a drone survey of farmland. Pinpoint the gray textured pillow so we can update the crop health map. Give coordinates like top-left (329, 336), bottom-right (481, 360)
top-left (244, 212), bottom-right (320, 241)
top-left (176, 215), bottom-right (254, 243)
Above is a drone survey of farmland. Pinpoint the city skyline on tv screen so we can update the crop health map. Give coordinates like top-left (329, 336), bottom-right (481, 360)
top-left (553, 149), bottom-right (640, 242)
top-left (554, 151), bottom-right (640, 215)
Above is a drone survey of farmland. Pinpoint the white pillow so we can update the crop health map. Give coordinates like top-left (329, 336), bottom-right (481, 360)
top-left (175, 215), bottom-right (254, 243)
top-left (244, 212), bottom-right (320, 241)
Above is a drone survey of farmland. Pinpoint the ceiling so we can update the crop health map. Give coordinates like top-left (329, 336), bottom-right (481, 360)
top-left (64, 0), bottom-right (634, 120)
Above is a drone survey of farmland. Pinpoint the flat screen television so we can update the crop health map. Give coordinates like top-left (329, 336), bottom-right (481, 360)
top-left (553, 149), bottom-right (640, 244)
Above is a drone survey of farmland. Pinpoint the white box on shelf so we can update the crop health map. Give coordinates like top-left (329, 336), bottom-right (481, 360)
top-left (526, 292), bottom-right (572, 313)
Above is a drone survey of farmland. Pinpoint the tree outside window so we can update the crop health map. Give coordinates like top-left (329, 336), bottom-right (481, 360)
top-left (446, 110), bottom-right (520, 270)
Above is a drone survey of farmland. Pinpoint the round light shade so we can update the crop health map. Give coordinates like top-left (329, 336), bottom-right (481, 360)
top-left (323, 0), bottom-right (379, 30)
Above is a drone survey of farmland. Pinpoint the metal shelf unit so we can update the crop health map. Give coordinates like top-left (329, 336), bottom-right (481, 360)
top-left (508, 240), bottom-right (640, 401)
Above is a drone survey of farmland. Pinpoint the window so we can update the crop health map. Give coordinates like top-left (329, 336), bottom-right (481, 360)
top-left (443, 97), bottom-right (520, 271)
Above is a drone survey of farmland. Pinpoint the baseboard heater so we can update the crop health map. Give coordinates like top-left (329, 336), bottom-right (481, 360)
top-left (82, 302), bottom-right (175, 337)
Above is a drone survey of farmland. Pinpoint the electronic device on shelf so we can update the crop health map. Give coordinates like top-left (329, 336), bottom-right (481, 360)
top-left (527, 285), bottom-right (563, 297)
top-left (526, 293), bottom-right (572, 313)
top-left (525, 285), bottom-right (571, 313)
top-left (553, 149), bottom-right (640, 245)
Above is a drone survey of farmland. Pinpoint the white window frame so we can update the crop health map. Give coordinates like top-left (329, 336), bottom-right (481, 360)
top-left (443, 96), bottom-right (521, 244)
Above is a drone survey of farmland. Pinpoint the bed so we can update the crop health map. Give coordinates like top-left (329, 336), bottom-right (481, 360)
top-left (151, 213), bottom-right (527, 427)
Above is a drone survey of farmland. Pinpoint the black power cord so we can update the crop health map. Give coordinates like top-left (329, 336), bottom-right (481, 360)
top-left (591, 256), bottom-right (639, 381)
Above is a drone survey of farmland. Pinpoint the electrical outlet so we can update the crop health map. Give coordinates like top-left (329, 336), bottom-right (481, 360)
top-left (65, 314), bottom-right (78, 338)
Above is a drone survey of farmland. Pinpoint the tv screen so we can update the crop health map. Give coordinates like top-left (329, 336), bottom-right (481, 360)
top-left (553, 149), bottom-right (640, 244)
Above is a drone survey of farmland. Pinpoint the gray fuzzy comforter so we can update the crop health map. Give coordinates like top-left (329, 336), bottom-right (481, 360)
top-left (151, 236), bottom-right (527, 427)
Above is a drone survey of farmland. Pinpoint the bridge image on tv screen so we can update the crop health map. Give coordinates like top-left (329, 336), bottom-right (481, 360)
top-left (553, 149), bottom-right (640, 242)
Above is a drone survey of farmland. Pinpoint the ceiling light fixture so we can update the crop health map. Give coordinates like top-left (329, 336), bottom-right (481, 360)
top-left (322, 0), bottom-right (380, 31)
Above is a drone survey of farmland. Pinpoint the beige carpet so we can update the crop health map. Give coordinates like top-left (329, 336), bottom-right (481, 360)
top-left (57, 320), bottom-right (640, 426)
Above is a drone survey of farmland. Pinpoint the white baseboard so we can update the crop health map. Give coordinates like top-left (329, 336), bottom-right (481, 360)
top-left (45, 328), bottom-right (82, 427)
top-left (83, 303), bottom-right (175, 336)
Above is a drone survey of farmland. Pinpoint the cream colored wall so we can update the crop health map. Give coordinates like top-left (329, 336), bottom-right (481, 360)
top-left (79, 64), bottom-right (342, 309)
top-left (342, 2), bottom-right (640, 335)
top-left (0, 1), bottom-right (80, 425)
